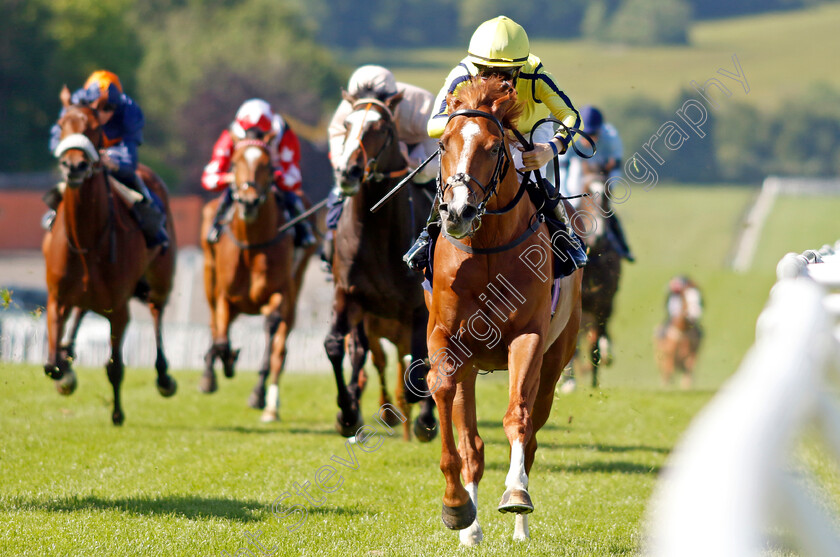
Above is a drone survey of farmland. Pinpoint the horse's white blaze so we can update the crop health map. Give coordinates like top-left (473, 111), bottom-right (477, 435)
top-left (455, 120), bottom-right (481, 176)
top-left (449, 184), bottom-right (471, 216)
top-left (459, 482), bottom-right (483, 546)
top-left (513, 514), bottom-right (530, 541)
top-left (265, 384), bottom-right (280, 412)
top-left (243, 145), bottom-right (263, 168)
top-left (505, 439), bottom-right (528, 490)
top-left (335, 109), bottom-right (382, 173)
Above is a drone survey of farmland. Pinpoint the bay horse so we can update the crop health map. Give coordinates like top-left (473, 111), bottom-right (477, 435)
top-left (570, 174), bottom-right (622, 389)
top-left (44, 89), bottom-right (177, 425)
top-left (200, 136), bottom-right (315, 422)
top-left (425, 77), bottom-right (583, 545)
top-left (326, 93), bottom-right (437, 441)
top-left (655, 282), bottom-right (702, 389)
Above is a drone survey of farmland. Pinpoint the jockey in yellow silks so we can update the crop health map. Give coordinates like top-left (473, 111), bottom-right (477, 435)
top-left (403, 15), bottom-right (588, 272)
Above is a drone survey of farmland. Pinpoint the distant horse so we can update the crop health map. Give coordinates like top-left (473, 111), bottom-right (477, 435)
top-left (425, 77), bottom-right (583, 545)
top-left (573, 174), bottom-right (622, 388)
top-left (44, 89), bottom-right (177, 425)
top-left (200, 136), bottom-right (315, 422)
top-left (655, 283), bottom-right (702, 389)
top-left (326, 93), bottom-right (437, 441)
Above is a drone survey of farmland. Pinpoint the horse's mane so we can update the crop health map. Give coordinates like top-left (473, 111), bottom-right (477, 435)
top-left (447, 76), bottom-right (522, 130)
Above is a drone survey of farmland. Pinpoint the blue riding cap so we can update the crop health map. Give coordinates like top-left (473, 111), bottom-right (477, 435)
top-left (580, 105), bottom-right (603, 134)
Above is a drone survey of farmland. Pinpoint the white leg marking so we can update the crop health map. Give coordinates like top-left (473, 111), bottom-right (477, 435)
top-left (265, 384), bottom-right (279, 412)
top-left (513, 514), bottom-right (530, 541)
top-left (459, 482), bottom-right (483, 546)
top-left (505, 440), bottom-right (528, 491)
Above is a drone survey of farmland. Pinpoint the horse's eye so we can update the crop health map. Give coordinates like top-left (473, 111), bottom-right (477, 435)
top-left (490, 143), bottom-right (501, 155)
top-left (438, 141), bottom-right (445, 153)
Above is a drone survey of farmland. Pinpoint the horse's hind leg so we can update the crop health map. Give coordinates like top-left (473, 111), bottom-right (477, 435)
top-left (367, 332), bottom-right (394, 411)
top-left (347, 321), bottom-right (369, 420)
top-left (55, 307), bottom-right (86, 395)
top-left (260, 304), bottom-right (287, 423)
top-left (454, 375), bottom-right (485, 546)
top-left (106, 306), bottom-right (130, 426)
top-left (149, 300), bottom-right (176, 397)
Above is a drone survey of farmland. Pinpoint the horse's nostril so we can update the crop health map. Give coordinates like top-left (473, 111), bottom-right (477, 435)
top-left (461, 206), bottom-right (477, 221)
top-left (347, 166), bottom-right (363, 180)
top-left (77, 161), bottom-right (88, 172)
top-left (438, 203), bottom-right (449, 213)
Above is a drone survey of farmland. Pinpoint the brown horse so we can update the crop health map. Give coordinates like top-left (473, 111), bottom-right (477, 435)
top-left (44, 91), bottom-right (177, 425)
top-left (425, 77), bottom-right (583, 545)
top-left (655, 285), bottom-right (702, 389)
top-left (326, 93), bottom-right (437, 441)
top-left (200, 137), bottom-right (315, 422)
top-left (570, 175), bottom-right (622, 389)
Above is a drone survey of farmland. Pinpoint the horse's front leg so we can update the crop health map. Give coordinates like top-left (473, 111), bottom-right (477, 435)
top-left (454, 375), bottom-right (485, 546)
top-left (428, 327), bottom-right (475, 531)
top-left (410, 306), bottom-right (438, 442)
top-left (260, 294), bottom-right (288, 423)
top-left (324, 290), bottom-right (359, 436)
top-left (106, 305), bottom-right (130, 426)
top-left (44, 294), bottom-right (71, 381)
top-left (499, 332), bottom-right (544, 517)
top-left (149, 300), bottom-right (176, 397)
top-left (53, 307), bottom-right (85, 395)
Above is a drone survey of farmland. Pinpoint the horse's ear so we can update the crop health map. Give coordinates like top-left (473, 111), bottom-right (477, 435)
top-left (341, 89), bottom-right (356, 105)
top-left (491, 85), bottom-right (517, 123)
top-left (385, 90), bottom-right (404, 112)
top-left (263, 130), bottom-right (277, 145)
top-left (446, 92), bottom-right (462, 113)
top-left (60, 85), bottom-right (71, 107)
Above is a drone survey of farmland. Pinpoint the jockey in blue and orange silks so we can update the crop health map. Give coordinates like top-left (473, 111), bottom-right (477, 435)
top-left (46, 70), bottom-right (167, 247)
top-left (403, 15), bottom-right (589, 273)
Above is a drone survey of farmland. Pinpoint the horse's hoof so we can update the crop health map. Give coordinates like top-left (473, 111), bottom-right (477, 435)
top-left (44, 364), bottom-right (64, 380)
top-left (157, 376), bottom-right (177, 398)
top-left (54, 370), bottom-right (77, 396)
top-left (558, 377), bottom-right (577, 394)
top-left (497, 488), bottom-right (533, 514)
top-left (382, 405), bottom-right (402, 427)
top-left (112, 411), bottom-right (125, 426)
top-left (442, 500), bottom-right (477, 530)
top-left (198, 375), bottom-right (217, 394)
top-left (335, 410), bottom-right (363, 437)
top-left (222, 349), bottom-right (240, 378)
top-left (248, 389), bottom-right (266, 410)
top-left (413, 417), bottom-right (439, 443)
top-left (260, 410), bottom-right (279, 423)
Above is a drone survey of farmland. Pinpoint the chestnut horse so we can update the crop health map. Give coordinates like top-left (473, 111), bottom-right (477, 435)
top-left (200, 137), bottom-right (315, 422)
top-left (425, 77), bottom-right (583, 545)
top-left (44, 92), bottom-right (177, 425)
top-left (572, 175), bottom-right (622, 389)
top-left (655, 287), bottom-right (702, 389)
top-left (326, 94), bottom-right (437, 441)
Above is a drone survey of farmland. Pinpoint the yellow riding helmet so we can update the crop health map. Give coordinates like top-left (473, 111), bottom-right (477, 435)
top-left (467, 16), bottom-right (530, 68)
top-left (83, 70), bottom-right (123, 104)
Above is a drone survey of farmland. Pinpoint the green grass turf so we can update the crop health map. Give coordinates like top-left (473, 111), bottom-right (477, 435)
top-left (348, 4), bottom-right (840, 111)
top-left (0, 363), bottom-right (711, 556)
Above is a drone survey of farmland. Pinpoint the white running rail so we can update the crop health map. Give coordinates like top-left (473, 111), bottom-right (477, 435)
top-left (647, 241), bottom-right (840, 556)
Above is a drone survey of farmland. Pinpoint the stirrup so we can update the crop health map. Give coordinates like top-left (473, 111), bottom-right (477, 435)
top-left (41, 210), bottom-right (56, 231)
top-left (403, 232), bottom-right (430, 271)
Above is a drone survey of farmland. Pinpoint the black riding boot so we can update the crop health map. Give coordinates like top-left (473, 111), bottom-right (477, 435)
top-left (285, 191), bottom-right (316, 248)
top-left (403, 197), bottom-right (440, 272)
top-left (126, 174), bottom-right (168, 248)
top-left (206, 188), bottom-right (234, 244)
top-left (607, 213), bottom-right (635, 262)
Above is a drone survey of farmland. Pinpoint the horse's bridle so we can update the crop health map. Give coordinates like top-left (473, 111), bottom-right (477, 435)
top-left (230, 139), bottom-right (271, 208)
top-left (438, 108), bottom-right (513, 225)
top-left (349, 98), bottom-right (408, 183)
top-left (53, 106), bottom-right (106, 184)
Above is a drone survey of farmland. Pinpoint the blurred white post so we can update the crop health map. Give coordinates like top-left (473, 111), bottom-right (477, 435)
top-left (646, 242), bottom-right (840, 556)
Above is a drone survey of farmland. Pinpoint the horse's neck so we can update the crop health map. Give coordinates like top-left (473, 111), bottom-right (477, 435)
top-left (473, 171), bottom-right (533, 247)
top-left (347, 180), bottom-right (411, 251)
top-left (61, 173), bottom-right (110, 246)
top-left (231, 194), bottom-right (280, 243)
